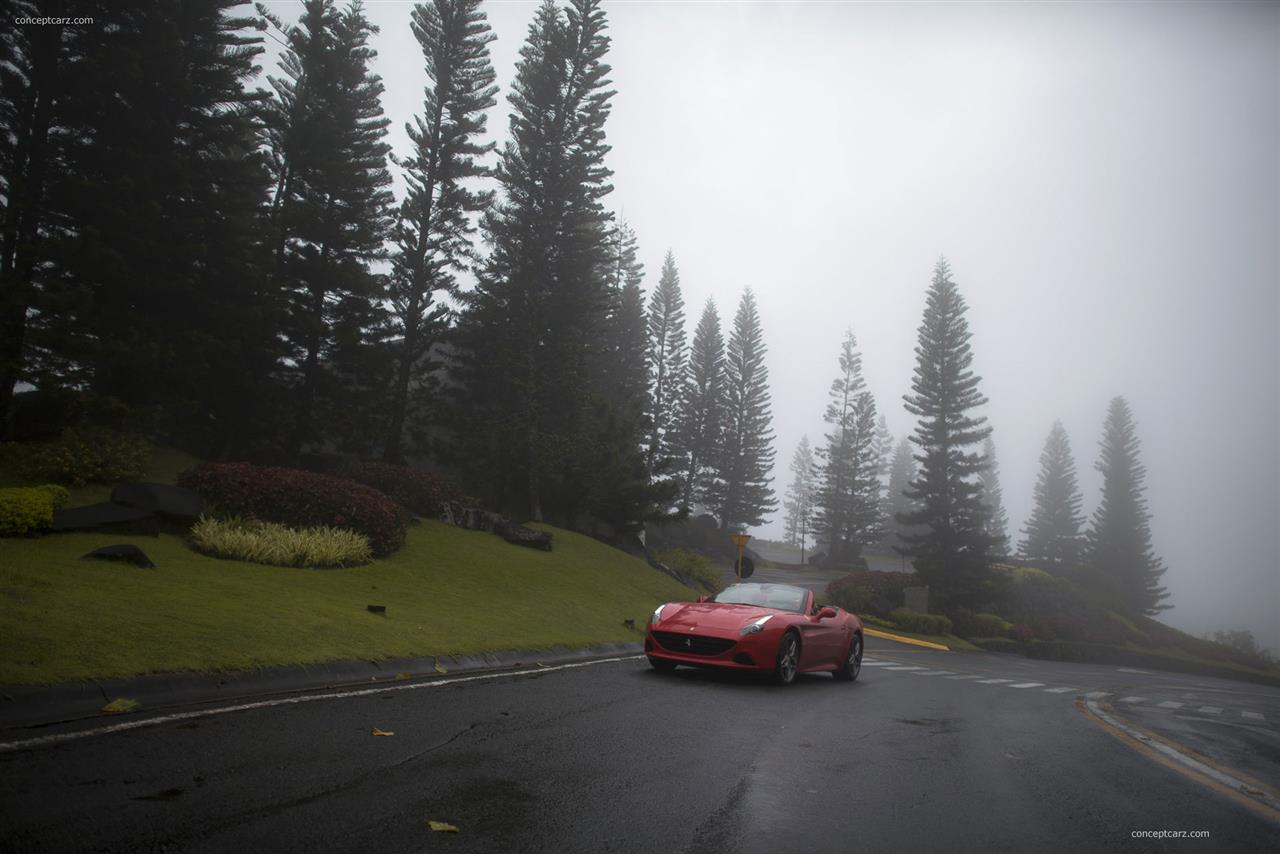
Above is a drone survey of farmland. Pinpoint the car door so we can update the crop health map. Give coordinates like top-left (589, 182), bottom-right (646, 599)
top-left (796, 594), bottom-right (842, 666)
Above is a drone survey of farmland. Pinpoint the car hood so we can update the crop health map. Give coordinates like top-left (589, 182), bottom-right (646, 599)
top-left (655, 601), bottom-right (789, 633)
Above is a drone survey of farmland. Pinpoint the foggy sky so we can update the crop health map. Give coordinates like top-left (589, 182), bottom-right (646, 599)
top-left (260, 1), bottom-right (1279, 648)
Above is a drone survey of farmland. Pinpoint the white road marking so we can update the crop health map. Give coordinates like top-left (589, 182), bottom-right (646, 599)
top-left (1043, 687), bottom-right (1077, 694)
top-left (1116, 668), bottom-right (1152, 674)
top-left (1197, 706), bottom-right (1223, 715)
top-left (1242, 711), bottom-right (1265, 721)
top-left (1119, 696), bottom-right (1147, 704)
top-left (0, 655), bottom-right (644, 754)
top-left (1157, 701), bottom-right (1184, 709)
top-left (1008, 682), bottom-right (1045, 689)
top-left (912, 670), bottom-right (954, 676)
top-left (884, 665), bottom-right (926, 671)
top-left (1085, 691), bottom-right (1111, 700)
top-left (978, 678), bottom-right (1014, 684)
top-left (860, 661), bottom-right (893, 666)
top-left (944, 674), bottom-right (982, 680)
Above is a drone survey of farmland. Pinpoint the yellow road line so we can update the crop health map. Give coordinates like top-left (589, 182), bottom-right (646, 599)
top-left (864, 627), bottom-right (950, 651)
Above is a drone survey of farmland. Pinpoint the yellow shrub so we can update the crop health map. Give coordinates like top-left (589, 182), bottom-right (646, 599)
top-left (189, 516), bottom-right (373, 568)
top-left (0, 485), bottom-right (67, 536)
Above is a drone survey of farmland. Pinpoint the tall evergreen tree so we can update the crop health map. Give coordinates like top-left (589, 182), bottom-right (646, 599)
top-left (897, 259), bottom-right (998, 608)
top-left (1085, 397), bottom-right (1169, 615)
top-left (873, 415), bottom-right (894, 492)
top-left (881, 435), bottom-right (918, 552)
top-left (671, 298), bottom-right (724, 511)
top-left (979, 435), bottom-right (1010, 556)
top-left (646, 250), bottom-right (686, 473)
top-left (783, 435), bottom-right (817, 559)
top-left (452, 0), bottom-right (619, 523)
top-left (602, 220), bottom-right (647, 430)
top-left (266, 0), bottom-right (394, 459)
top-left (382, 0), bottom-right (497, 461)
top-left (814, 330), bottom-right (882, 561)
top-left (711, 290), bottom-right (776, 529)
top-left (1020, 420), bottom-right (1086, 570)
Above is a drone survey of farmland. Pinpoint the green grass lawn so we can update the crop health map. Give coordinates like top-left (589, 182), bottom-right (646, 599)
top-left (0, 520), bottom-right (693, 685)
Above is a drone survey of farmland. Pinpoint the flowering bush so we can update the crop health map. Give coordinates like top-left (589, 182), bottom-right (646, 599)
top-left (889, 608), bottom-right (953, 636)
top-left (825, 570), bottom-right (916, 613)
top-left (1009, 623), bottom-right (1035, 643)
top-left (0, 485), bottom-right (69, 536)
top-left (178, 463), bottom-right (407, 556)
top-left (14, 428), bottom-right (149, 486)
top-left (337, 462), bottom-right (463, 518)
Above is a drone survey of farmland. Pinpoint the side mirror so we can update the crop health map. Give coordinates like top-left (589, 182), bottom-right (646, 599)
top-left (696, 595), bottom-right (709, 603)
top-left (817, 607), bottom-right (837, 620)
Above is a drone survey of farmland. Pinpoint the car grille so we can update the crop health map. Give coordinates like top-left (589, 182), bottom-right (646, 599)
top-left (652, 631), bottom-right (736, 656)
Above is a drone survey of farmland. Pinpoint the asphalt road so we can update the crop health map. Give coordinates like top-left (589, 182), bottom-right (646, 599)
top-left (2, 639), bottom-right (1278, 853)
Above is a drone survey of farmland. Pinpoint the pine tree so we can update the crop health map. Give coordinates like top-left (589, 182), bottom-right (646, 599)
top-left (1020, 420), bottom-right (1086, 570)
top-left (874, 415), bottom-right (894, 492)
top-left (1085, 397), bottom-right (1169, 615)
top-left (382, 0), bottom-right (497, 462)
top-left (979, 435), bottom-right (1010, 556)
top-left (646, 251), bottom-right (686, 473)
top-left (672, 298), bottom-right (724, 511)
top-left (452, 0), bottom-right (617, 523)
top-left (711, 290), bottom-right (776, 529)
top-left (783, 435), bottom-right (817, 559)
top-left (814, 330), bottom-right (881, 562)
top-left (882, 435), bottom-right (918, 552)
top-left (266, 0), bottom-right (394, 459)
top-left (603, 220), bottom-right (648, 430)
top-left (897, 258), bottom-right (998, 608)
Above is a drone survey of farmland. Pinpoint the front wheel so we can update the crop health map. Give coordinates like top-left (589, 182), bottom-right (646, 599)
top-left (648, 656), bottom-right (676, 672)
top-left (834, 633), bottom-right (862, 682)
top-left (774, 632), bottom-right (800, 686)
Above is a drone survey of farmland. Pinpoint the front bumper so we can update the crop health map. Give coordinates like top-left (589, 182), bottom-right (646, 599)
top-left (644, 626), bottom-right (776, 670)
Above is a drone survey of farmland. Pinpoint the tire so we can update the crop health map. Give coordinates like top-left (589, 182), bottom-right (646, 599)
top-left (648, 656), bottom-right (677, 672)
top-left (774, 631), bottom-right (800, 686)
top-left (834, 632), bottom-right (862, 682)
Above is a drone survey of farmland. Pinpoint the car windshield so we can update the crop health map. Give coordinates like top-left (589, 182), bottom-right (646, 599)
top-left (710, 583), bottom-right (808, 613)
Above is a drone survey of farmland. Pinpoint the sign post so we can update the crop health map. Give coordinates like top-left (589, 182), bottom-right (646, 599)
top-left (729, 532), bottom-right (751, 580)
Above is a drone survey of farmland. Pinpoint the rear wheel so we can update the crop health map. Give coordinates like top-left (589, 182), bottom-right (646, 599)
top-left (648, 656), bottom-right (676, 672)
top-left (834, 633), bottom-right (862, 682)
top-left (774, 631), bottom-right (800, 686)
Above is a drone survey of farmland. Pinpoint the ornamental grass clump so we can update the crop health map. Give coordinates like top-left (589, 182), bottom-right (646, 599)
top-left (0, 485), bottom-right (70, 536)
top-left (190, 516), bottom-right (373, 568)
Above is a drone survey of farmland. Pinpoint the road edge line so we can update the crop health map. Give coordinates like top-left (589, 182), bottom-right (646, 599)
top-left (864, 628), bottom-right (949, 651)
top-left (1078, 697), bottom-right (1280, 824)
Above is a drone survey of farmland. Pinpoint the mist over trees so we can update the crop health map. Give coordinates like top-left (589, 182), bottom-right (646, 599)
top-left (0, 1), bottom-right (1189, 626)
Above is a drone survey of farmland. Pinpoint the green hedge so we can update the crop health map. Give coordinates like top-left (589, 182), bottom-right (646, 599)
top-left (0, 485), bottom-right (70, 536)
top-left (654, 548), bottom-right (723, 593)
top-left (889, 608), bottom-right (953, 636)
top-left (8, 428), bottom-right (150, 486)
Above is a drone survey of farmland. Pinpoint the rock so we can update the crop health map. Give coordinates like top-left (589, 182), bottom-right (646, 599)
top-left (81, 544), bottom-right (156, 568)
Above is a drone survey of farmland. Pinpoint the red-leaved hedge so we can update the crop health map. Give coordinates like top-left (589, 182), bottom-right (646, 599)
top-left (337, 461), bottom-right (463, 518)
top-left (178, 463), bottom-right (407, 557)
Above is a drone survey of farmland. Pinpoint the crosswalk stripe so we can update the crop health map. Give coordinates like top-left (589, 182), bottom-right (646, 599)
top-left (885, 666), bottom-right (926, 671)
top-left (1084, 691), bottom-right (1111, 699)
top-left (912, 670), bottom-right (953, 676)
top-left (1157, 701), bottom-right (1184, 709)
top-left (1119, 696), bottom-right (1147, 704)
top-left (1009, 682), bottom-right (1045, 689)
top-left (1043, 687), bottom-right (1076, 694)
top-left (944, 674), bottom-right (981, 680)
top-left (860, 661), bottom-right (892, 666)
top-left (862, 657), bottom-right (879, 663)
top-left (978, 678), bottom-right (1014, 684)
top-left (1197, 706), bottom-right (1222, 714)
top-left (1242, 711), bottom-right (1265, 721)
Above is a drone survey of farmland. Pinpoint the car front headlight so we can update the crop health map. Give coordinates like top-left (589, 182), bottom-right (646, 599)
top-left (650, 604), bottom-right (667, 625)
top-left (740, 614), bottom-right (773, 635)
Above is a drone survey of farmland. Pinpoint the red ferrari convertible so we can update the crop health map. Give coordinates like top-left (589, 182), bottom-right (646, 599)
top-left (645, 582), bottom-right (864, 685)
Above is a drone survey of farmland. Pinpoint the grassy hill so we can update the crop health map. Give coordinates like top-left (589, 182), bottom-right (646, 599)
top-left (1, 513), bottom-right (692, 685)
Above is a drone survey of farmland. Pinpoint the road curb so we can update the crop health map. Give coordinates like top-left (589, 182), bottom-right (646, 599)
top-left (864, 627), bottom-right (950, 651)
top-left (0, 641), bottom-right (643, 731)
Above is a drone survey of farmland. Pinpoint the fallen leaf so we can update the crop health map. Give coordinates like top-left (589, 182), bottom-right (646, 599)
top-left (427, 821), bottom-right (459, 833)
top-left (371, 727), bottom-right (395, 737)
top-left (396, 672), bottom-right (412, 680)
top-left (101, 698), bottom-right (141, 714)
top-left (433, 659), bottom-right (447, 674)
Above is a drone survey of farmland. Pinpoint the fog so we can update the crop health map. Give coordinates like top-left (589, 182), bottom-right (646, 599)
top-left (261, 1), bottom-right (1278, 648)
